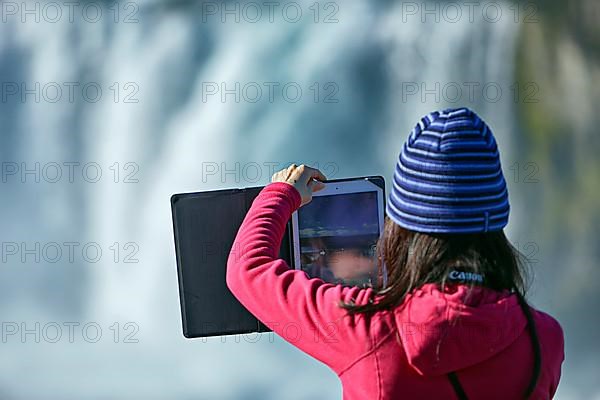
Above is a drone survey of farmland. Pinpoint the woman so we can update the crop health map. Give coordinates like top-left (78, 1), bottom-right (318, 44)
top-left (226, 108), bottom-right (564, 399)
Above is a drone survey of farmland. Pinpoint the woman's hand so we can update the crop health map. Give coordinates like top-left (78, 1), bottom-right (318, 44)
top-left (271, 164), bottom-right (327, 206)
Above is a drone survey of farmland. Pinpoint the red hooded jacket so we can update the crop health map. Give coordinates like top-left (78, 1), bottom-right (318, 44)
top-left (226, 182), bottom-right (565, 399)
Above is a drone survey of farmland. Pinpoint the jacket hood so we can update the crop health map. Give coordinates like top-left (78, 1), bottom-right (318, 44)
top-left (394, 283), bottom-right (527, 376)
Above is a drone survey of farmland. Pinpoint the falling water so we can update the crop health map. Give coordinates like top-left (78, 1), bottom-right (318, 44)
top-left (0, 1), bottom-right (587, 398)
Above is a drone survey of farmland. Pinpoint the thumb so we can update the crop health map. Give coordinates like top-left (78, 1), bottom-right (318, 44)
top-left (308, 179), bottom-right (326, 193)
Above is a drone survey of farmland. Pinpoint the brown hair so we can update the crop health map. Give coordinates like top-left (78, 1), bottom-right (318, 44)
top-left (340, 215), bottom-right (530, 314)
top-left (339, 216), bottom-right (541, 397)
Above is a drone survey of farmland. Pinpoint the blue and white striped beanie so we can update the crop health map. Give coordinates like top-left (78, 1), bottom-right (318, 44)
top-left (386, 107), bottom-right (509, 234)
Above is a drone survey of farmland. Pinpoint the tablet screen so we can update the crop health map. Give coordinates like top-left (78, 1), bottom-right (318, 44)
top-left (296, 191), bottom-right (382, 288)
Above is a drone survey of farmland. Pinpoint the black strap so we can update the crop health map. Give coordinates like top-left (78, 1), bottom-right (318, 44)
top-left (446, 294), bottom-right (542, 400)
top-left (447, 372), bottom-right (468, 400)
top-left (517, 292), bottom-right (542, 397)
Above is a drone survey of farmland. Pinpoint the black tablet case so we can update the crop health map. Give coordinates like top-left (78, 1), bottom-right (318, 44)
top-left (171, 176), bottom-right (385, 338)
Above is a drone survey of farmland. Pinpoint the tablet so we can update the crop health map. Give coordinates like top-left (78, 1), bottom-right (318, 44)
top-left (171, 175), bottom-right (386, 338)
top-left (291, 177), bottom-right (387, 289)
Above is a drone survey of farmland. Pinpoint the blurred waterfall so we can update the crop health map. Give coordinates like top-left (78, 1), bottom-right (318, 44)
top-left (0, 1), bottom-right (589, 398)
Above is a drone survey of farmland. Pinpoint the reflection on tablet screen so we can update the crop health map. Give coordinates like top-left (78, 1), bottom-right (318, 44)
top-left (297, 191), bottom-right (381, 288)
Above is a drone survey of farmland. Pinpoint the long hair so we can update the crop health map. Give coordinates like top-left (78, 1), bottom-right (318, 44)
top-left (340, 215), bottom-right (530, 313)
top-left (339, 216), bottom-right (541, 397)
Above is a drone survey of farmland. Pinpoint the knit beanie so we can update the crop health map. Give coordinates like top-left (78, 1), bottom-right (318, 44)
top-left (386, 107), bottom-right (509, 234)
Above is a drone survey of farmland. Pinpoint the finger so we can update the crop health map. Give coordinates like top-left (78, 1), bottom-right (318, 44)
top-left (272, 167), bottom-right (289, 182)
top-left (271, 169), bottom-right (283, 182)
top-left (307, 166), bottom-right (327, 182)
top-left (286, 164), bottom-right (298, 181)
top-left (300, 165), bottom-right (327, 183)
top-left (308, 179), bottom-right (326, 193)
top-left (287, 164), bottom-right (305, 184)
